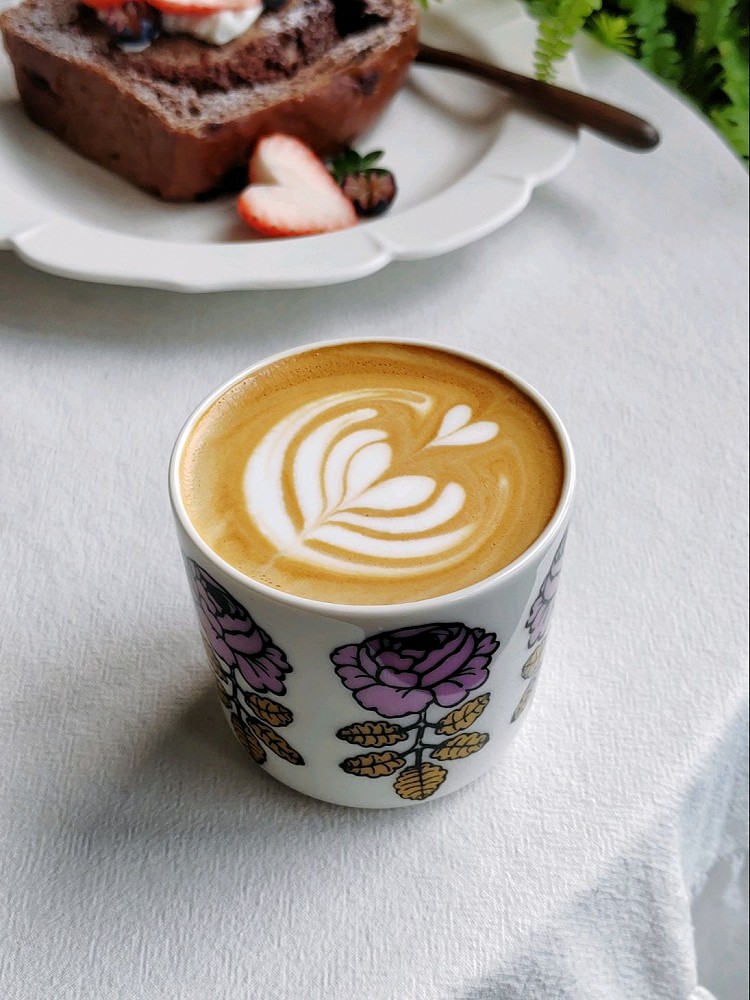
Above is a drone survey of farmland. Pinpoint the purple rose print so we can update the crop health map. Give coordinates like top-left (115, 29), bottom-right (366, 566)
top-left (188, 560), bottom-right (291, 695)
top-left (186, 560), bottom-right (304, 768)
top-left (526, 532), bottom-right (567, 648)
top-left (332, 623), bottom-right (499, 718)
top-left (332, 622), bottom-right (500, 801)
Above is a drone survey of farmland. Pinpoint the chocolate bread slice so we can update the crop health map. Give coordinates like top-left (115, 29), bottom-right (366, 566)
top-left (1, 0), bottom-right (419, 200)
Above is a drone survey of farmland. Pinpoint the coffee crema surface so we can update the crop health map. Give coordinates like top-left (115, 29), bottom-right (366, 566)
top-left (180, 342), bottom-right (564, 605)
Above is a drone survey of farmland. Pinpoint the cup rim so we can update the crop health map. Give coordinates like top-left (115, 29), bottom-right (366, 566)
top-left (169, 337), bottom-right (576, 617)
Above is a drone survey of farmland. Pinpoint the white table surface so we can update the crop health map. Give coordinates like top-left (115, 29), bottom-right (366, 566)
top-left (1, 13), bottom-right (748, 1000)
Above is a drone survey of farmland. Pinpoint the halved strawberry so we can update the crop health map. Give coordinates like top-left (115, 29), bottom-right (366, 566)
top-left (80, 0), bottom-right (133, 10)
top-left (238, 134), bottom-right (357, 238)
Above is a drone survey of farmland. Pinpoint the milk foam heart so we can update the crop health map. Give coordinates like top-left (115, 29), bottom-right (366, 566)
top-left (180, 342), bottom-right (564, 605)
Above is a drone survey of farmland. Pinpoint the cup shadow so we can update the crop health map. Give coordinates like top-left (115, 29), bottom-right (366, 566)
top-left (58, 664), bottom-right (446, 851)
top-left (76, 677), bottom-right (325, 832)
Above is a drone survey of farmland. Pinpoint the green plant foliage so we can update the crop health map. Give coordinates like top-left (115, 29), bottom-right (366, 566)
top-left (711, 31), bottom-right (749, 156)
top-left (533, 0), bottom-right (603, 80)
top-left (589, 12), bottom-right (638, 54)
top-left (622, 0), bottom-right (683, 80)
top-left (694, 0), bottom-right (734, 47)
top-left (526, 0), bottom-right (749, 159)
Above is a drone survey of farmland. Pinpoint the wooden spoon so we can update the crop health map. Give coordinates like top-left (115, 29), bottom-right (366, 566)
top-left (415, 43), bottom-right (660, 151)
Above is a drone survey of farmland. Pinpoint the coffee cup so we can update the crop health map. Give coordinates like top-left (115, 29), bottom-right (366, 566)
top-left (169, 339), bottom-right (575, 808)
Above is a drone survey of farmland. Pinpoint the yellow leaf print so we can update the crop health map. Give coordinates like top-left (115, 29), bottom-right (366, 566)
top-left (430, 732), bottom-right (489, 761)
top-left (340, 751), bottom-right (407, 777)
top-left (232, 716), bottom-right (267, 764)
top-left (253, 720), bottom-right (305, 765)
top-left (522, 643), bottom-right (545, 680)
top-left (393, 762), bottom-right (448, 800)
top-left (216, 683), bottom-right (233, 711)
top-left (245, 693), bottom-right (293, 727)
top-left (435, 693), bottom-right (491, 735)
top-left (511, 680), bottom-right (536, 723)
top-left (336, 721), bottom-right (409, 747)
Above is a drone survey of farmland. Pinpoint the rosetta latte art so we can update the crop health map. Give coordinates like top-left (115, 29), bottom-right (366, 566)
top-left (244, 389), bottom-right (502, 579)
top-left (181, 341), bottom-right (565, 603)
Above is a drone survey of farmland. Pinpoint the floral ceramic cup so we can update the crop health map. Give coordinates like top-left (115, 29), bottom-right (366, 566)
top-left (169, 341), bottom-right (575, 808)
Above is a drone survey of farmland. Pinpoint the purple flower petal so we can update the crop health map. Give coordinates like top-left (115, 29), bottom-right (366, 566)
top-left (377, 652), bottom-right (414, 670)
top-left (526, 534), bottom-right (566, 647)
top-left (263, 648), bottom-right (289, 673)
top-left (410, 628), bottom-right (468, 676)
top-left (239, 664), bottom-right (276, 692)
top-left (385, 626), bottom-right (427, 642)
top-left (419, 631), bottom-right (476, 687)
top-left (226, 631), bottom-right (265, 656)
top-left (335, 663), bottom-right (376, 691)
top-left (358, 648), bottom-right (383, 681)
top-left (476, 631), bottom-right (500, 657)
top-left (432, 677), bottom-right (484, 707)
top-left (210, 635), bottom-right (236, 666)
top-left (196, 603), bottom-right (216, 635)
top-left (379, 667), bottom-right (420, 689)
top-left (355, 684), bottom-right (433, 718)
top-left (331, 644), bottom-right (360, 668)
top-left (217, 613), bottom-right (251, 634)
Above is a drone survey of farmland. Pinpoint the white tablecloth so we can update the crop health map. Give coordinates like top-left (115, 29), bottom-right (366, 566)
top-left (1, 22), bottom-right (748, 1000)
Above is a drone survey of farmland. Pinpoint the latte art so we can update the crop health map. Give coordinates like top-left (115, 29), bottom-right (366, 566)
top-left (244, 391), bottom-right (501, 578)
top-left (180, 342), bottom-right (564, 604)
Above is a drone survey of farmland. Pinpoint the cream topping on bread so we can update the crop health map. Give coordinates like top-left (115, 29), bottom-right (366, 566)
top-left (89, 0), bottom-right (265, 49)
top-left (161, 8), bottom-right (262, 46)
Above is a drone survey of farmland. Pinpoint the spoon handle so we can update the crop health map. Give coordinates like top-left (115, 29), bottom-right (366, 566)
top-left (415, 43), bottom-right (660, 151)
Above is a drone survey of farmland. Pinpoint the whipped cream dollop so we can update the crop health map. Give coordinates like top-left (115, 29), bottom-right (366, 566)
top-left (161, 7), bottom-right (262, 45)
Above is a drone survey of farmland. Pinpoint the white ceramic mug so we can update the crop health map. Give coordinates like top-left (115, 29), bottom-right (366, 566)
top-left (169, 340), bottom-right (575, 808)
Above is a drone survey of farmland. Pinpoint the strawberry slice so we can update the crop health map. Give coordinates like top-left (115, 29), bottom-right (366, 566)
top-left (82, 0), bottom-right (261, 13)
top-left (238, 134), bottom-right (358, 238)
top-left (81, 0), bottom-right (133, 9)
top-left (150, 0), bottom-right (262, 14)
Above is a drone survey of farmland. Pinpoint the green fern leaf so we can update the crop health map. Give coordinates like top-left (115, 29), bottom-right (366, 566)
top-left (710, 29), bottom-right (750, 158)
top-left (533, 0), bottom-right (602, 81)
top-left (646, 31), bottom-right (684, 81)
top-left (695, 0), bottom-right (736, 49)
top-left (527, 0), bottom-right (561, 18)
top-left (711, 104), bottom-right (750, 159)
top-left (589, 12), bottom-right (638, 56)
top-left (716, 32), bottom-right (750, 110)
top-left (621, 0), bottom-right (683, 81)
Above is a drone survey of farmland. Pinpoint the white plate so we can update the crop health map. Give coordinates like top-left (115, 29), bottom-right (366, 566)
top-left (0, 0), bottom-right (580, 291)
